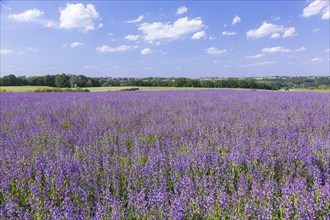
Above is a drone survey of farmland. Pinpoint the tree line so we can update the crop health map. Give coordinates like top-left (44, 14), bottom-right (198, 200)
top-left (0, 74), bottom-right (102, 88)
top-left (1, 74), bottom-right (329, 90)
top-left (122, 78), bottom-right (277, 90)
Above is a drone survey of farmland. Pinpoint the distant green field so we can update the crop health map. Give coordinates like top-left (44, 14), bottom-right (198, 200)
top-left (0, 86), bottom-right (53, 92)
top-left (85, 86), bottom-right (227, 92)
top-left (279, 88), bottom-right (330, 93)
top-left (1, 86), bottom-right (328, 93)
top-left (0, 86), bottom-right (223, 92)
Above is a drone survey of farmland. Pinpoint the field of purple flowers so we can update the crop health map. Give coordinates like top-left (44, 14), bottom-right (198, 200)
top-left (0, 90), bottom-right (329, 219)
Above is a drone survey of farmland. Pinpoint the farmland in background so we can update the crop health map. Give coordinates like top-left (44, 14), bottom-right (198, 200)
top-left (1, 90), bottom-right (329, 219)
top-left (1, 86), bottom-right (329, 93)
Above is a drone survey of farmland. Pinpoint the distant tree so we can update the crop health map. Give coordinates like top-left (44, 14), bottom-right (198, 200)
top-left (16, 76), bottom-right (28, 86)
top-left (200, 80), bottom-right (214, 88)
top-left (85, 79), bottom-right (94, 87)
top-left (185, 79), bottom-right (200, 87)
top-left (0, 74), bottom-right (17, 86)
top-left (43, 75), bottom-right (56, 87)
top-left (174, 78), bottom-right (188, 87)
top-left (55, 74), bottom-right (70, 88)
top-left (69, 75), bottom-right (80, 88)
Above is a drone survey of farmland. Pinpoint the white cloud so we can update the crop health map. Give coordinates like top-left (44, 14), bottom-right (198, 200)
top-left (251, 61), bottom-right (276, 66)
top-left (261, 46), bottom-right (306, 53)
top-left (27, 47), bottom-right (39, 52)
top-left (231, 15), bottom-right (241, 25)
top-left (18, 47), bottom-right (39, 55)
top-left (8, 8), bottom-right (57, 28)
top-left (310, 57), bottom-right (324, 62)
top-left (124, 35), bottom-right (140, 41)
top-left (282, 27), bottom-right (297, 38)
top-left (313, 28), bottom-right (320, 33)
top-left (138, 17), bottom-right (204, 41)
top-left (271, 16), bottom-right (281, 21)
top-left (322, 6), bottom-right (330, 20)
top-left (127, 15), bottom-right (144, 23)
top-left (96, 45), bottom-right (131, 53)
top-left (97, 23), bottom-right (103, 28)
top-left (325, 48), bottom-right (330, 53)
top-left (245, 54), bottom-right (265, 59)
top-left (0, 49), bottom-right (14, 55)
top-left (270, 33), bottom-right (280, 38)
top-left (141, 48), bottom-right (152, 55)
top-left (177, 6), bottom-right (188, 15)
top-left (45, 20), bottom-right (57, 28)
top-left (302, 0), bottom-right (329, 19)
top-left (246, 22), bottom-right (296, 39)
top-left (222, 31), bottom-right (237, 36)
top-left (191, 31), bottom-right (206, 39)
top-left (83, 65), bottom-right (100, 70)
top-left (205, 47), bottom-right (227, 55)
top-left (9, 8), bottom-right (44, 22)
top-left (70, 42), bottom-right (84, 48)
top-left (1, 4), bottom-right (11, 11)
top-left (295, 47), bottom-right (307, 52)
top-left (59, 3), bottom-right (100, 32)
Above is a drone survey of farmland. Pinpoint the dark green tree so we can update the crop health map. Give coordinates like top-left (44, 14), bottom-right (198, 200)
top-left (55, 74), bottom-right (70, 88)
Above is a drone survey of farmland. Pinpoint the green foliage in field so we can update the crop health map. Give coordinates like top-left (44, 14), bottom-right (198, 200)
top-left (1, 74), bottom-right (329, 91)
top-left (34, 88), bottom-right (90, 92)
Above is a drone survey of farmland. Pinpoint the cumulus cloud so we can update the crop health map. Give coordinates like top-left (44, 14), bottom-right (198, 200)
top-left (1, 49), bottom-right (14, 55)
top-left (138, 17), bottom-right (204, 41)
top-left (9, 8), bottom-right (44, 22)
top-left (246, 22), bottom-right (296, 39)
top-left (177, 6), bottom-right (188, 15)
top-left (302, 0), bottom-right (329, 19)
top-left (222, 31), bottom-right (237, 36)
top-left (124, 35), bottom-right (140, 41)
top-left (245, 54), bottom-right (265, 59)
top-left (191, 31), bottom-right (206, 39)
top-left (127, 15), bottom-right (144, 23)
top-left (9, 8), bottom-right (57, 28)
top-left (205, 47), bottom-right (227, 55)
top-left (231, 15), bottom-right (241, 25)
top-left (96, 45), bottom-right (131, 53)
top-left (141, 48), bottom-right (152, 55)
top-left (70, 42), bottom-right (84, 48)
top-left (261, 46), bottom-right (306, 53)
top-left (59, 3), bottom-right (101, 32)
top-left (322, 6), bottom-right (330, 19)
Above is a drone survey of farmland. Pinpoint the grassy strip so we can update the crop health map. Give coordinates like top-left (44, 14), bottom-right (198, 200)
top-left (34, 88), bottom-right (90, 92)
top-left (1, 86), bottom-right (329, 93)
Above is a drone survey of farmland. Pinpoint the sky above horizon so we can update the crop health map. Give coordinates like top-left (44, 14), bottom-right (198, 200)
top-left (1, 0), bottom-right (329, 78)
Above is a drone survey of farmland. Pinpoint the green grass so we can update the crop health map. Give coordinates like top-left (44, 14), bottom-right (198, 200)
top-left (1, 86), bottom-right (221, 92)
top-left (0, 86), bottom-right (53, 92)
top-left (2, 86), bottom-right (328, 93)
top-left (86, 86), bottom-right (231, 92)
top-left (280, 88), bottom-right (330, 93)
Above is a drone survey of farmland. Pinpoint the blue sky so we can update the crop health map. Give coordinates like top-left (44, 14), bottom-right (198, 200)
top-left (1, 1), bottom-right (329, 78)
